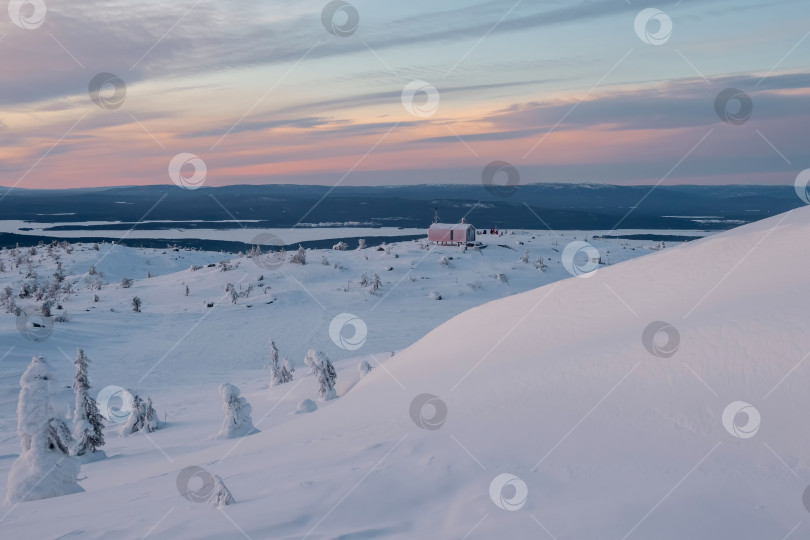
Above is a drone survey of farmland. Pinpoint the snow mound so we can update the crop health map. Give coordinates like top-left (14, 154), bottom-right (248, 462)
top-left (295, 399), bottom-right (317, 414)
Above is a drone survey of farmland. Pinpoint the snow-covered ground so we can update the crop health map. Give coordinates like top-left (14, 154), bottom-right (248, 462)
top-left (0, 212), bottom-right (806, 539)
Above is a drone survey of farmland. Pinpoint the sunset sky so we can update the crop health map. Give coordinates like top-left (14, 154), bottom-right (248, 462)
top-left (0, 0), bottom-right (808, 189)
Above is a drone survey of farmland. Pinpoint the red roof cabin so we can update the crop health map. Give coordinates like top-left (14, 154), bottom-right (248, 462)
top-left (428, 220), bottom-right (476, 246)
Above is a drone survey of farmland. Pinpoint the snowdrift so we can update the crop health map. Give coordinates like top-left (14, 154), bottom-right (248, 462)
top-left (2, 207), bottom-right (809, 539)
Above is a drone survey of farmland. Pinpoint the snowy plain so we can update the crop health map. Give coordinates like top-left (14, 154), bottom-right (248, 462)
top-left (0, 211), bottom-right (807, 539)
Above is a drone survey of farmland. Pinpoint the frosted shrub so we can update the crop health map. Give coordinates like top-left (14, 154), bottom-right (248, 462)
top-left (215, 383), bottom-right (258, 439)
top-left (358, 360), bottom-right (373, 377)
top-left (124, 394), bottom-right (160, 434)
top-left (289, 245), bottom-right (307, 265)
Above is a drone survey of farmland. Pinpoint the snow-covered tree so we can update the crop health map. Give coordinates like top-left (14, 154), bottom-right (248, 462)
top-left (370, 274), bottom-right (382, 292)
top-left (357, 238), bottom-right (366, 250)
top-left (40, 299), bottom-right (54, 318)
top-left (359, 273), bottom-right (370, 287)
top-left (358, 360), bottom-right (373, 377)
top-left (49, 417), bottom-right (73, 455)
top-left (266, 340), bottom-right (293, 387)
top-left (5, 357), bottom-right (83, 503)
top-left (214, 383), bottom-right (258, 439)
top-left (132, 296), bottom-right (142, 312)
top-left (53, 262), bottom-right (65, 283)
top-left (210, 475), bottom-right (235, 508)
top-left (535, 256), bottom-right (548, 272)
top-left (124, 394), bottom-right (160, 434)
top-left (332, 241), bottom-right (347, 251)
top-left (225, 283), bottom-right (238, 304)
top-left (72, 349), bottom-right (105, 456)
top-left (304, 349), bottom-right (337, 401)
top-left (289, 245), bottom-right (307, 265)
top-left (121, 277), bottom-right (133, 288)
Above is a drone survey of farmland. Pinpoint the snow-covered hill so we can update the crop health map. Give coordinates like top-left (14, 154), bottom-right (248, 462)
top-left (1, 209), bottom-right (808, 539)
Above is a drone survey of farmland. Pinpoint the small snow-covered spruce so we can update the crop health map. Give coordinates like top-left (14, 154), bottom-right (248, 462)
top-left (53, 262), bottom-right (65, 283)
top-left (357, 238), bottom-right (366, 250)
top-left (125, 394), bottom-right (160, 434)
top-left (132, 296), bottom-right (142, 312)
top-left (289, 245), bottom-right (307, 265)
top-left (225, 283), bottom-right (238, 304)
top-left (240, 284), bottom-right (253, 299)
top-left (370, 274), bottom-right (382, 293)
top-left (41, 299), bottom-right (54, 318)
top-left (535, 256), bottom-right (548, 272)
top-left (210, 475), bottom-right (235, 508)
top-left (215, 383), bottom-right (258, 439)
top-left (304, 349), bottom-right (337, 401)
top-left (359, 273), bottom-right (370, 287)
top-left (521, 250), bottom-right (530, 263)
top-left (332, 241), bottom-right (347, 251)
top-left (358, 360), bottom-right (372, 377)
top-left (5, 356), bottom-right (83, 503)
top-left (72, 349), bottom-right (105, 456)
top-left (266, 340), bottom-right (293, 386)
top-left (145, 398), bottom-right (159, 432)
top-left (121, 277), bottom-right (133, 288)
top-left (185, 285), bottom-right (190, 296)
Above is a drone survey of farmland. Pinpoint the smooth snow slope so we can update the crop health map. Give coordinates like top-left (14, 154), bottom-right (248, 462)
top-left (3, 208), bottom-right (810, 539)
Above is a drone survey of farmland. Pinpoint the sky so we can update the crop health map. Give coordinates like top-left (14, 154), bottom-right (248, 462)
top-left (0, 0), bottom-right (808, 189)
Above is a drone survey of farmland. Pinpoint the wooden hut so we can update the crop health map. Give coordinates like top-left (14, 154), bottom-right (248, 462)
top-left (428, 220), bottom-right (476, 246)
